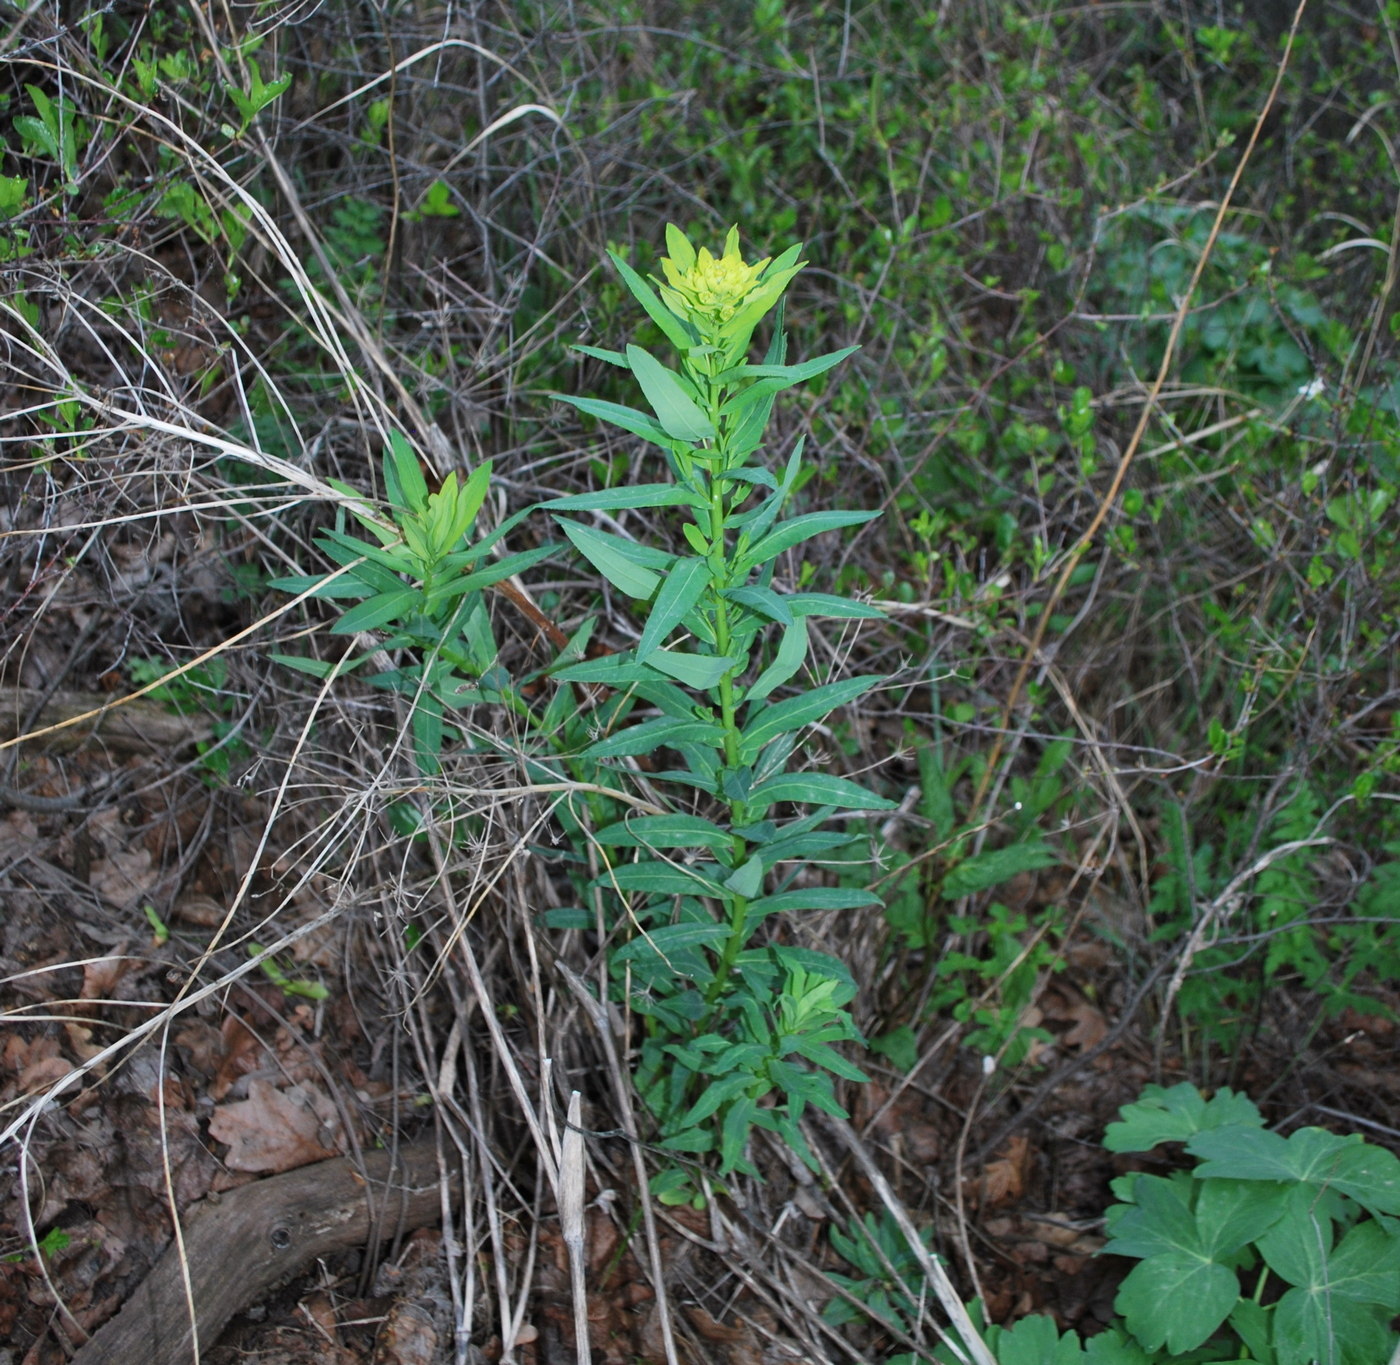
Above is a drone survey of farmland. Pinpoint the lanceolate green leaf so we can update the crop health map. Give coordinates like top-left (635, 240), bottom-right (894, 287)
top-left (558, 520), bottom-right (660, 599)
top-left (734, 509), bottom-right (880, 576)
top-left (542, 484), bottom-right (700, 512)
top-left (738, 675), bottom-right (882, 761)
top-left (594, 814), bottom-right (734, 851)
top-left (745, 887), bottom-right (882, 920)
top-left (584, 715), bottom-right (726, 760)
top-left (332, 588), bottom-right (420, 634)
top-left (627, 344), bottom-right (716, 443)
top-left (942, 842), bottom-right (1060, 898)
top-left (747, 772), bottom-right (897, 810)
top-left (607, 248), bottom-right (696, 352)
top-left (746, 617), bottom-right (808, 702)
top-left (637, 557), bottom-right (710, 660)
top-left (647, 648), bottom-right (742, 689)
top-left (553, 393), bottom-right (678, 451)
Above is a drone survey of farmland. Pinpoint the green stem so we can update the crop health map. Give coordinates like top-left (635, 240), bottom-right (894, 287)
top-left (699, 361), bottom-right (753, 1007)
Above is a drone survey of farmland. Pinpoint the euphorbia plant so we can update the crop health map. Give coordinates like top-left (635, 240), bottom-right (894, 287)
top-left (546, 225), bottom-right (893, 1180)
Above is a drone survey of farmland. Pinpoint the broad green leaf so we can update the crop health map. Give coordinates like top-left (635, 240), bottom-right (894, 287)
top-left (637, 557), bottom-right (711, 660)
top-left (553, 393), bottom-right (676, 450)
top-left (541, 484), bottom-right (699, 511)
top-left (1262, 1206), bottom-right (1400, 1365)
top-left (983, 1311), bottom-right (1088, 1365)
top-left (627, 344), bottom-right (716, 443)
top-left (1104, 1083), bottom-right (1263, 1153)
top-left (1193, 1177), bottom-right (1289, 1257)
top-left (593, 815), bottom-right (734, 852)
top-left (647, 649), bottom-right (741, 689)
top-left (331, 587), bottom-right (419, 634)
top-left (746, 617), bottom-right (809, 702)
top-left (734, 509), bottom-right (879, 576)
top-left (1102, 1174), bottom-right (1201, 1260)
top-left (942, 842), bottom-right (1059, 898)
top-left (747, 772), bottom-right (897, 811)
top-left (558, 520), bottom-right (660, 599)
top-left (584, 715), bottom-right (725, 760)
top-left (1188, 1125), bottom-right (1400, 1217)
top-left (1112, 1255), bottom-right (1238, 1355)
top-left (738, 675), bottom-right (881, 761)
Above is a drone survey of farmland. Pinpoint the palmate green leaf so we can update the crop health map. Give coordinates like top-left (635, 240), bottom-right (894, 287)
top-left (734, 509), bottom-right (879, 576)
top-left (626, 345), bottom-right (716, 443)
top-left (747, 771), bottom-right (897, 811)
top-left (1104, 1082), bottom-right (1263, 1153)
top-left (638, 557), bottom-right (711, 660)
top-left (1187, 1125), bottom-right (1400, 1217)
top-left (982, 1312), bottom-right (1089, 1365)
top-left (942, 841), bottom-right (1060, 897)
top-left (1191, 1177), bottom-right (1289, 1257)
top-left (558, 520), bottom-right (661, 599)
top-left (738, 675), bottom-right (881, 762)
top-left (541, 483), bottom-right (700, 512)
top-left (583, 715), bottom-right (726, 760)
top-left (1112, 1254), bottom-right (1238, 1356)
top-left (1261, 1207), bottom-right (1400, 1365)
top-left (1080, 1327), bottom-right (1153, 1365)
top-left (1105, 1174), bottom-right (1256, 1354)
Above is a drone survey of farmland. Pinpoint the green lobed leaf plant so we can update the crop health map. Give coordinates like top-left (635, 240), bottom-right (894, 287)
top-left (828, 1084), bottom-right (1400, 1365)
top-left (274, 226), bottom-right (891, 1187)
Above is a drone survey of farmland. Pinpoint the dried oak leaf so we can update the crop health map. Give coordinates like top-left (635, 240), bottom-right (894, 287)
top-left (208, 1078), bottom-right (341, 1172)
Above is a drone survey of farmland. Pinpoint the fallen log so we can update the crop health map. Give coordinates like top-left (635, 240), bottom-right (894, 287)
top-left (70, 1139), bottom-right (456, 1365)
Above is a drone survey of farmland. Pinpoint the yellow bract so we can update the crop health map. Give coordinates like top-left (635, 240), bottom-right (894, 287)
top-left (661, 226), bottom-right (771, 329)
